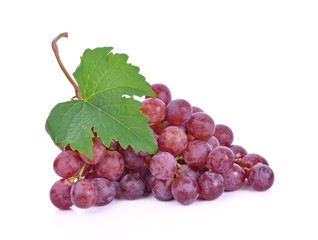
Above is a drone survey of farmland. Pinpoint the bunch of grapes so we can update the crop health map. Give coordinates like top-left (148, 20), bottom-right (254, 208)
top-left (48, 83), bottom-right (274, 209)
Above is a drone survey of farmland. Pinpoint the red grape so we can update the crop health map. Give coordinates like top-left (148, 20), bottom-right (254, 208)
top-left (70, 179), bottom-right (98, 209)
top-left (171, 175), bottom-right (200, 205)
top-left (96, 150), bottom-right (124, 181)
top-left (140, 98), bottom-right (166, 124)
top-left (221, 163), bottom-right (246, 191)
top-left (152, 178), bottom-right (173, 201)
top-left (166, 99), bottom-right (192, 125)
top-left (120, 173), bottom-right (145, 200)
top-left (229, 145), bottom-right (248, 159)
top-left (91, 178), bottom-right (116, 206)
top-left (247, 164), bottom-right (274, 191)
top-left (198, 171), bottom-right (225, 200)
top-left (205, 136), bottom-right (220, 149)
top-left (79, 136), bottom-right (107, 164)
top-left (149, 152), bottom-right (177, 180)
top-left (213, 124), bottom-right (234, 147)
top-left (53, 150), bottom-right (83, 178)
top-left (49, 179), bottom-right (73, 210)
top-left (147, 83), bottom-right (172, 105)
top-left (207, 146), bottom-right (234, 173)
top-left (183, 140), bottom-right (212, 167)
top-left (158, 126), bottom-right (188, 155)
top-left (241, 153), bottom-right (269, 169)
top-left (186, 112), bottom-right (215, 140)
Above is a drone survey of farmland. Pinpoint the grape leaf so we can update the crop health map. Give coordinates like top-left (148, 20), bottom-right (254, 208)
top-left (46, 47), bottom-right (157, 159)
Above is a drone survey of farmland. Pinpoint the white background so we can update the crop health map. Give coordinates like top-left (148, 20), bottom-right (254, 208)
top-left (1, 0), bottom-right (317, 239)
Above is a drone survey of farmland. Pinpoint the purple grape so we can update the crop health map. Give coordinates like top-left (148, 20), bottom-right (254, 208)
top-left (247, 164), bottom-right (274, 191)
top-left (221, 163), bottom-right (246, 191)
top-left (70, 179), bottom-right (98, 209)
top-left (185, 112), bottom-right (215, 141)
top-left (149, 152), bottom-right (177, 180)
top-left (119, 145), bottom-right (145, 170)
top-left (147, 83), bottom-right (172, 105)
top-left (120, 173), bottom-right (145, 200)
top-left (213, 124), bottom-right (234, 147)
top-left (140, 98), bottom-right (166, 124)
top-left (207, 146), bottom-right (234, 173)
top-left (183, 140), bottom-right (212, 167)
top-left (128, 163), bottom-right (150, 179)
top-left (205, 136), bottom-right (220, 149)
top-left (91, 178), bottom-right (116, 206)
top-left (53, 150), bottom-right (83, 178)
top-left (79, 136), bottom-right (107, 164)
top-left (176, 164), bottom-right (201, 181)
top-left (49, 179), bottom-right (73, 210)
top-left (192, 106), bottom-right (204, 113)
top-left (198, 172), bottom-right (225, 200)
top-left (229, 145), bottom-right (248, 159)
top-left (96, 150), bottom-right (124, 181)
top-left (241, 153), bottom-right (269, 169)
top-left (152, 178), bottom-right (174, 201)
top-left (165, 99), bottom-right (192, 125)
top-left (171, 175), bottom-right (200, 205)
top-left (158, 126), bottom-right (188, 156)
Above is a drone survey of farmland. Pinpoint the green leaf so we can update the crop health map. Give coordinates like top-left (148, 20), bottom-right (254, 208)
top-left (46, 47), bottom-right (157, 159)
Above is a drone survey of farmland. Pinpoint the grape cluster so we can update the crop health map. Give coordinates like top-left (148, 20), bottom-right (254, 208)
top-left (48, 83), bottom-right (274, 209)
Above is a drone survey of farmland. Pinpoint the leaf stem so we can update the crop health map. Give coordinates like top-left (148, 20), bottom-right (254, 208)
top-left (52, 32), bottom-right (83, 100)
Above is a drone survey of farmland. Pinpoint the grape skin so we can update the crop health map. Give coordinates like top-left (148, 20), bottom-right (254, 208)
top-left (171, 175), bottom-right (200, 205)
top-left (183, 140), bottom-right (212, 167)
top-left (152, 178), bottom-right (174, 201)
top-left (207, 146), bottom-right (234, 173)
top-left (205, 136), bottom-right (220, 149)
top-left (147, 83), bottom-right (172, 105)
top-left (140, 98), bottom-right (166, 124)
top-left (158, 126), bottom-right (188, 156)
top-left (241, 153), bottom-right (269, 169)
top-left (165, 99), bottom-right (192, 125)
top-left (229, 145), bottom-right (248, 159)
top-left (79, 136), bottom-right (107, 164)
top-left (119, 145), bottom-right (145, 170)
top-left (53, 150), bottom-right (83, 178)
top-left (221, 163), bottom-right (246, 191)
top-left (120, 173), bottom-right (145, 200)
top-left (70, 179), bottom-right (98, 209)
top-left (149, 152), bottom-right (177, 180)
top-left (91, 178), bottom-right (116, 206)
top-left (97, 150), bottom-right (124, 181)
top-left (198, 172), bottom-right (225, 200)
top-left (247, 164), bottom-right (274, 191)
top-left (213, 124), bottom-right (234, 147)
top-left (49, 179), bottom-right (73, 210)
top-left (186, 112), bottom-right (215, 141)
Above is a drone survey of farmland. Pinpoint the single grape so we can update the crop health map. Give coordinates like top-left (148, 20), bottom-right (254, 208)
top-left (53, 150), bottom-right (83, 178)
top-left (119, 145), bottom-right (145, 170)
top-left (149, 152), bottom-right (177, 180)
top-left (213, 124), bottom-right (234, 147)
top-left (241, 153), bottom-right (269, 169)
top-left (171, 175), bottom-right (200, 205)
top-left (79, 136), bottom-right (107, 164)
top-left (128, 163), bottom-right (150, 179)
top-left (205, 136), bottom-right (220, 149)
top-left (140, 98), bottom-right (166, 124)
top-left (183, 140), bottom-right (212, 167)
top-left (49, 179), bottom-right (73, 210)
top-left (91, 178), bottom-right (116, 206)
top-left (221, 163), bottom-right (246, 191)
top-left (152, 178), bottom-right (174, 201)
top-left (192, 106), bottom-right (204, 113)
top-left (247, 164), bottom-right (274, 191)
top-left (120, 173), bottom-right (145, 200)
top-left (146, 83), bottom-right (172, 105)
top-left (165, 99), bottom-right (192, 125)
top-left (198, 171), bottom-right (225, 200)
top-left (186, 112), bottom-right (215, 140)
top-left (70, 179), bottom-right (98, 209)
top-left (229, 145), bottom-right (248, 159)
top-left (158, 126), bottom-right (188, 155)
top-left (96, 150), bottom-right (124, 181)
top-left (176, 164), bottom-right (201, 181)
top-left (207, 146), bottom-right (234, 173)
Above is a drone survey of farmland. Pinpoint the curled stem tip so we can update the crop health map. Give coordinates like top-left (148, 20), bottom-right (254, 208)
top-left (52, 32), bottom-right (83, 100)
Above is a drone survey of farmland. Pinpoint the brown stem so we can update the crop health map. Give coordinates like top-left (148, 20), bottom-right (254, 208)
top-left (52, 32), bottom-right (83, 100)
